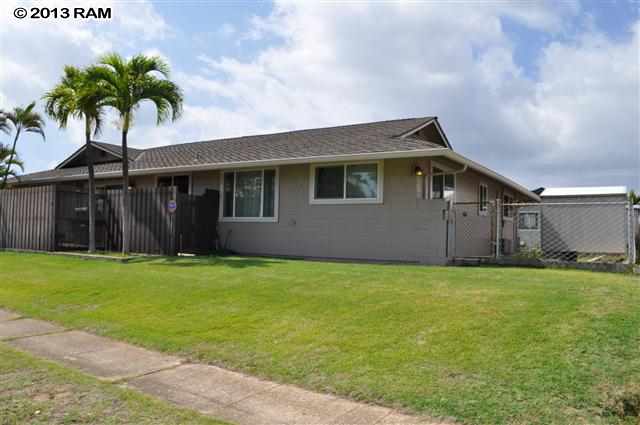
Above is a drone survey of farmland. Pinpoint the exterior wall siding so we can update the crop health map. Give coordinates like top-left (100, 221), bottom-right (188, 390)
top-left (452, 169), bottom-right (527, 257)
top-left (217, 159), bottom-right (449, 264)
top-left (11, 156), bottom-right (535, 263)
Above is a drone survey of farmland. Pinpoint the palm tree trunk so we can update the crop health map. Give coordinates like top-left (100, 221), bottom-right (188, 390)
top-left (121, 115), bottom-right (130, 255)
top-left (85, 116), bottom-right (96, 253)
top-left (1, 129), bottom-right (21, 188)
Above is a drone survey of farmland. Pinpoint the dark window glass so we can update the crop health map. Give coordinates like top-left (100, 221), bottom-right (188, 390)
top-left (157, 175), bottom-right (189, 194)
top-left (479, 184), bottom-right (488, 211)
top-left (444, 174), bottom-right (455, 200)
top-left (432, 175), bottom-right (444, 199)
top-left (263, 170), bottom-right (276, 217)
top-left (235, 171), bottom-right (262, 217)
top-left (223, 173), bottom-right (234, 217)
top-left (173, 175), bottom-right (190, 194)
top-left (315, 166), bottom-right (344, 199)
top-left (157, 176), bottom-right (172, 188)
top-left (346, 164), bottom-right (377, 198)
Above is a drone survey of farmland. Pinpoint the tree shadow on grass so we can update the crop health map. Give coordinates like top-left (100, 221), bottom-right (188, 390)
top-left (140, 255), bottom-right (284, 269)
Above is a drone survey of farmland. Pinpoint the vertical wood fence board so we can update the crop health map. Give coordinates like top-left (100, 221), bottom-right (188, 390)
top-left (0, 185), bottom-right (218, 255)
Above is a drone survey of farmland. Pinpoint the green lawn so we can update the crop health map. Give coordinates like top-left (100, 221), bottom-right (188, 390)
top-left (0, 343), bottom-right (226, 424)
top-left (0, 252), bottom-right (639, 424)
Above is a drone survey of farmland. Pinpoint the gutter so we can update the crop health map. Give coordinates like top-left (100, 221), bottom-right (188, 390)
top-left (12, 147), bottom-right (540, 201)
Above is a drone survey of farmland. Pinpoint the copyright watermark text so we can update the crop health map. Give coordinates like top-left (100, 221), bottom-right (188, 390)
top-left (13, 7), bottom-right (111, 20)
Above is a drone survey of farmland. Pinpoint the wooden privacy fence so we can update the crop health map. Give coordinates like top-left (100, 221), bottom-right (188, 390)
top-left (0, 185), bottom-right (219, 255)
top-left (0, 186), bottom-right (57, 251)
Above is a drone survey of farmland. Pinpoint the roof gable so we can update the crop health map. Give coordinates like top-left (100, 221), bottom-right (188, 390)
top-left (397, 118), bottom-right (452, 149)
top-left (56, 142), bottom-right (143, 170)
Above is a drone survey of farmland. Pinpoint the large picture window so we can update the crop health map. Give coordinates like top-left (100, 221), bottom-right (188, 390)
top-left (221, 168), bottom-right (278, 221)
top-left (310, 161), bottom-right (383, 204)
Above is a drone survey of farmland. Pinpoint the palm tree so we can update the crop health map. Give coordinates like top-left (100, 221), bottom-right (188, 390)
top-left (0, 144), bottom-right (23, 187)
top-left (88, 53), bottom-right (183, 254)
top-left (0, 112), bottom-right (10, 135)
top-left (44, 66), bottom-right (105, 253)
top-left (0, 102), bottom-right (46, 187)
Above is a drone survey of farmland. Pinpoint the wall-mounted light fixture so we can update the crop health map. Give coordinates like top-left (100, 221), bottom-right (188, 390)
top-left (414, 165), bottom-right (424, 176)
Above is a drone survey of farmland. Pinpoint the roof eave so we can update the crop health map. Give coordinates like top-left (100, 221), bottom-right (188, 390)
top-left (17, 147), bottom-right (539, 200)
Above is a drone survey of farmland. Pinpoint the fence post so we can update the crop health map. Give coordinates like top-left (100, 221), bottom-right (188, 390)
top-left (170, 186), bottom-right (177, 256)
top-left (495, 199), bottom-right (502, 258)
top-left (629, 201), bottom-right (636, 264)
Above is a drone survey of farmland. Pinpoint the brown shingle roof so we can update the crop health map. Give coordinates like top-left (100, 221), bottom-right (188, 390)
top-left (14, 117), bottom-right (443, 183)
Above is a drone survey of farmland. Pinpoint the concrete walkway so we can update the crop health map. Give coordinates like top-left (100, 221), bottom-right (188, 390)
top-left (0, 309), bottom-right (442, 425)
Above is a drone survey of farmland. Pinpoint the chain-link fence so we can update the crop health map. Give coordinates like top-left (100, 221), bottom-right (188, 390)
top-left (497, 201), bottom-right (636, 264)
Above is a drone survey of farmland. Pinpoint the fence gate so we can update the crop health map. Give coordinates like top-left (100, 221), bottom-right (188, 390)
top-left (55, 187), bottom-right (219, 255)
top-left (497, 201), bottom-right (636, 264)
top-left (451, 201), bottom-right (497, 258)
top-left (175, 189), bottom-right (219, 254)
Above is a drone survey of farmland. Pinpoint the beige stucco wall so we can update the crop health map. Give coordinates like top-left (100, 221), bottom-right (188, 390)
top-left (452, 168), bottom-right (527, 257)
top-left (45, 156), bottom-right (532, 262)
top-left (215, 158), bottom-right (449, 264)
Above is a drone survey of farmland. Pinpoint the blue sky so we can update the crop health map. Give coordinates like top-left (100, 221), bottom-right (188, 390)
top-left (1, 0), bottom-right (638, 191)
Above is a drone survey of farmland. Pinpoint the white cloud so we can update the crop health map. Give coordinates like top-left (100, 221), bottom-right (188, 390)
top-left (0, 0), bottom-right (170, 171)
top-left (1, 0), bottom-right (637, 191)
top-left (169, 1), bottom-right (637, 189)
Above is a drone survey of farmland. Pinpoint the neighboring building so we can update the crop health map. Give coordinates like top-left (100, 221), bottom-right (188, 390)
top-left (8, 117), bottom-right (538, 263)
top-left (516, 186), bottom-right (629, 258)
top-left (539, 186), bottom-right (628, 203)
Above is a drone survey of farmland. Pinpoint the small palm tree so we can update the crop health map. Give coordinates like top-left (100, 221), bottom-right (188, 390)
top-left (0, 112), bottom-right (10, 135)
top-left (0, 102), bottom-right (46, 187)
top-left (44, 66), bottom-right (105, 253)
top-left (88, 53), bottom-right (183, 254)
top-left (0, 144), bottom-right (23, 186)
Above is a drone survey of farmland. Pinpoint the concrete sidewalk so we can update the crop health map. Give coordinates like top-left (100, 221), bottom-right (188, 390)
top-left (0, 309), bottom-right (441, 425)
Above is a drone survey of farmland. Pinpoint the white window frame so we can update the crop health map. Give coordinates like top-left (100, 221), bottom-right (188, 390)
top-left (518, 211), bottom-right (540, 231)
top-left (478, 183), bottom-right (488, 215)
top-left (155, 173), bottom-right (192, 195)
top-left (429, 165), bottom-right (456, 203)
top-left (219, 167), bottom-right (279, 223)
top-left (309, 160), bottom-right (384, 205)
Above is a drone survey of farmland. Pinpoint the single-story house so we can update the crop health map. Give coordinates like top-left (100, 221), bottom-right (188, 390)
top-left (9, 117), bottom-right (539, 263)
top-left (516, 186), bottom-right (630, 259)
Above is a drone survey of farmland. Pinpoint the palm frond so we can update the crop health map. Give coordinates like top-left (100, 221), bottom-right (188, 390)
top-left (0, 144), bottom-right (23, 172)
top-left (3, 101), bottom-right (46, 141)
top-left (89, 52), bottom-right (183, 128)
top-left (45, 65), bottom-right (110, 138)
top-left (0, 112), bottom-right (10, 135)
top-left (129, 54), bottom-right (171, 78)
top-left (137, 76), bottom-right (184, 124)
